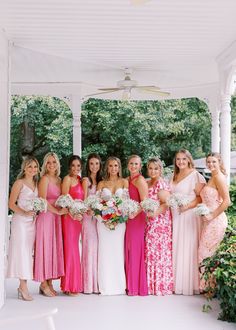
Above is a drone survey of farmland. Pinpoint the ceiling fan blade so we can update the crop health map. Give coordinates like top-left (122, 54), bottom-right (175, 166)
top-left (85, 90), bottom-right (119, 98)
top-left (139, 87), bottom-right (170, 97)
top-left (98, 88), bottom-right (121, 91)
top-left (135, 85), bottom-right (161, 91)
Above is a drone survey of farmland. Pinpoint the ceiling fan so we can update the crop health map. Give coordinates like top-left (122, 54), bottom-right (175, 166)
top-left (85, 69), bottom-right (170, 100)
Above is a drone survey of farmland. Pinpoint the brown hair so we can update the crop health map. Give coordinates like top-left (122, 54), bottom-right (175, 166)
top-left (206, 152), bottom-right (227, 175)
top-left (85, 153), bottom-right (103, 186)
top-left (173, 149), bottom-right (195, 181)
top-left (104, 156), bottom-right (122, 180)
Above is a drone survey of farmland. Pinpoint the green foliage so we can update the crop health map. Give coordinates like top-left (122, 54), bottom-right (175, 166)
top-left (81, 98), bottom-right (211, 169)
top-left (227, 184), bottom-right (236, 216)
top-left (10, 96), bottom-right (73, 186)
top-left (201, 214), bottom-right (236, 323)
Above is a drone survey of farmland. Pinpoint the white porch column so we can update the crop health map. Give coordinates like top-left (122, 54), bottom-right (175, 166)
top-left (220, 93), bottom-right (231, 181)
top-left (71, 94), bottom-right (82, 156)
top-left (211, 110), bottom-right (220, 153)
top-left (0, 33), bottom-right (10, 309)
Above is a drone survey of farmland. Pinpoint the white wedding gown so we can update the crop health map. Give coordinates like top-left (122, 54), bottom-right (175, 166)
top-left (97, 188), bottom-right (126, 295)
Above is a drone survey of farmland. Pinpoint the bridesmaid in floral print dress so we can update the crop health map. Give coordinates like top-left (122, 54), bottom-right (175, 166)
top-left (144, 157), bottom-right (173, 295)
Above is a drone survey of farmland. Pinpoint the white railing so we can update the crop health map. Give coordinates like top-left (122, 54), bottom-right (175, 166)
top-left (0, 308), bottom-right (58, 330)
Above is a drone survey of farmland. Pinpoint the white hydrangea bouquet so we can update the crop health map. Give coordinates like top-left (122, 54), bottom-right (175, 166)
top-left (166, 193), bottom-right (191, 209)
top-left (118, 199), bottom-right (140, 218)
top-left (55, 194), bottom-right (73, 208)
top-left (26, 197), bottom-right (47, 214)
top-left (193, 203), bottom-right (210, 216)
top-left (140, 198), bottom-right (160, 213)
top-left (84, 194), bottom-right (103, 212)
top-left (69, 199), bottom-right (88, 220)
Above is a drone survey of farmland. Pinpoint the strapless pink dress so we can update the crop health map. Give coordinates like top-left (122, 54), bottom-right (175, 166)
top-left (61, 180), bottom-right (84, 293)
top-left (34, 182), bottom-right (64, 282)
top-left (199, 186), bottom-right (228, 263)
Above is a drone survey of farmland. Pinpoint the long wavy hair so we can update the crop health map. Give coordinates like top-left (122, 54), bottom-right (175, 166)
top-left (68, 155), bottom-right (82, 177)
top-left (147, 157), bottom-right (163, 177)
top-left (206, 152), bottom-right (227, 176)
top-left (85, 153), bottom-right (103, 187)
top-left (173, 149), bottom-right (195, 182)
top-left (17, 156), bottom-right (40, 184)
top-left (103, 156), bottom-right (122, 180)
top-left (40, 152), bottom-right (61, 177)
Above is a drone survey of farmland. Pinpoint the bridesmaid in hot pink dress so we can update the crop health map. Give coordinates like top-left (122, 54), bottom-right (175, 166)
top-left (81, 153), bottom-right (102, 294)
top-left (144, 157), bottom-right (173, 295)
top-left (125, 155), bottom-right (148, 296)
top-left (34, 152), bottom-right (67, 297)
top-left (199, 153), bottom-right (230, 265)
top-left (61, 155), bottom-right (84, 295)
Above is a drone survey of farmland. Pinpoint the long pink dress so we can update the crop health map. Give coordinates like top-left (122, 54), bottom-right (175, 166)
top-left (170, 170), bottom-right (205, 295)
top-left (61, 179), bottom-right (84, 293)
top-left (7, 184), bottom-right (37, 280)
top-left (82, 182), bottom-right (99, 293)
top-left (125, 174), bottom-right (148, 296)
top-left (145, 179), bottom-right (173, 295)
top-left (34, 182), bottom-right (64, 282)
top-left (199, 186), bottom-right (228, 263)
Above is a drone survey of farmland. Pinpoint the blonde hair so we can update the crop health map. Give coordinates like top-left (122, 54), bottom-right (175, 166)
top-left (40, 152), bottom-right (61, 177)
top-left (127, 154), bottom-right (142, 165)
top-left (104, 156), bottom-right (122, 180)
top-left (17, 156), bottom-right (40, 184)
top-left (147, 157), bottom-right (163, 177)
top-left (207, 152), bottom-right (227, 175)
top-left (173, 149), bottom-right (195, 182)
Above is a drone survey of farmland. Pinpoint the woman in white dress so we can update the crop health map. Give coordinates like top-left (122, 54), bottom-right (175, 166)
top-left (7, 156), bottom-right (39, 301)
top-left (97, 157), bottom-right (128, 295)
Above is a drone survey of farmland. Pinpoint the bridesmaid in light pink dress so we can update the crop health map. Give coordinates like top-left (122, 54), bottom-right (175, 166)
top-left (81, 153), bottom-right (102, 294)
top-left (61, 155), bottom-right (84, 295)
top-left (170, 149), bottom-right (205, 295)
top-left (125, 155), bottom-right (148, 296)
top-left (34, 152), bottom-right (67, 297)
top-left (199, 153), bottom-right (230, 265)
top-left (7, 157), bottom-right (39, 301)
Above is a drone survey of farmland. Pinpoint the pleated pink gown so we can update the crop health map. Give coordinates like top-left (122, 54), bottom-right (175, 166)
top-left (125, 174), bottom-right (148, 296)
top-left (61, 179), bottom-right (84, 293)
top-left (82, 183), bottom-right (99, 293)
top-left (34, 182), bottom-right (64, 282)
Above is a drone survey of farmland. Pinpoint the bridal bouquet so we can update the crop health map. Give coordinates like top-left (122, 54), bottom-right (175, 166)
top-left (166, 193), bottom-right (191, 209)
top-left (55, 194), bottom-right (73, 208)
top-left (140, 198), bottom-right (160, 214)
top-left (69, 199), bottom-right (88, 220)
top-left (26, 197), bottom-right (47, 214)
top-left (193, 203), bottom-right (210, 216)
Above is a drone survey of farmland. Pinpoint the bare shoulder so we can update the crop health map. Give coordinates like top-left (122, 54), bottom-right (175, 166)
top-left (97, 180), bottom-right (104, 190)
top-left (122, 178), bottom-right (129, 188)
top-left (39, 175), bottom-right (49, 185)
top-left (214, 172), bottom-right (227, 187)
top-left (62, 175), bottom-right (71, 184)
top-left (136, 175), bottom-right (147, 184)
top-left (12, 179), bottom-right (24, 190)
top-left (82, 176), bottom-right (89, 186)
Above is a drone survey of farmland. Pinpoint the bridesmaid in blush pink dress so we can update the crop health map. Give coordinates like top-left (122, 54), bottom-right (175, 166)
top-left (125, 155), bottom-right (148, 296)
top-left (170, 149), bottom-right (205, 295)
top-left (144, 157), bottom-right (173, 295)
top-left (34, 152), bottom-right (67, 297)
top-left (61, 155), bottom-right (84, 295)
top-left (199, 153), bottom-right (230, 266)
top-left (7, 156), bottom-right (39, 301)
top-left (81, 153), bottom-right (102, 294)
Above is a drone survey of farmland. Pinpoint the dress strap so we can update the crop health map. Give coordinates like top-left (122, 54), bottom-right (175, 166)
top-left (129, 173), bottom-right (141, 182)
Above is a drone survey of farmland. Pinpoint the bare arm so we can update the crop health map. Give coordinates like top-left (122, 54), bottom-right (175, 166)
top-left (97, 180), bottom-right (104, 192)
top-left (82, 178), bottom-right (89, 198)
top-left (135, 176), bottom-right (148, 201)
top-left (9, 180), bottom-right (35, 217)
top-left (204, 174), bottom-right (231, 221)
top-left (61, 175), bottom-right (71, 195)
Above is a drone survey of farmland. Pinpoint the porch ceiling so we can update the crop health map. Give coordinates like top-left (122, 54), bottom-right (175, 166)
top-left (1, 0), bottom-right (236, 99)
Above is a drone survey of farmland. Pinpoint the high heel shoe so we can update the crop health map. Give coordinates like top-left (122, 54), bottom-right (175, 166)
top-left (17, 288), bottom-right (33, 301)
top-left (39, 285), bottom-right (55, 297)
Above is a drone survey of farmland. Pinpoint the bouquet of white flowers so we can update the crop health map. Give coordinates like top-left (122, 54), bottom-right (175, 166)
top-left (118, 199), bottom-right (140, 217)
top-left (26, 197), bottom-right (47, 214)
top-left (166, 193), bottom-right (191, 209)
top-left (84, 194), bottom-right (103, 212)
top-left (55, 194), bottom-right (73, 208)
top-left (193, 203), bottom-right (210, 216)
top-left (140, 198), bottom-right (160, 213)
top-left (69, 199), bottom-right (88, 219)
